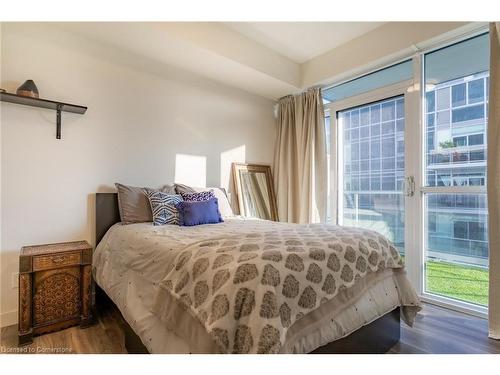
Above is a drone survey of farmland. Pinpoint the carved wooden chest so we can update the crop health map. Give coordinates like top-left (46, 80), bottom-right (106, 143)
top-left (18, 241), bottom-right (93, 346)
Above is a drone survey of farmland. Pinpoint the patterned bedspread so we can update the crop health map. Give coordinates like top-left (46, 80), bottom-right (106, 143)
top-left (155, 221), bottom-right (406, 353)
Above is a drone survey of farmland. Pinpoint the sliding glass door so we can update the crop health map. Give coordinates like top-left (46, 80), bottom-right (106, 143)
top-left (423, 33), bottom-right (490, 307)
top-left (325, 30), bottom-right (490, 315)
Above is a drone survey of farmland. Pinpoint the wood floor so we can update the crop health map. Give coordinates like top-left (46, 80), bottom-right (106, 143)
top-left (389, 303), bottom-right (500, 354)
top-left (0, 306), bottom-right (127, 354)
top-left (1, 303), bottom-right (499, 354)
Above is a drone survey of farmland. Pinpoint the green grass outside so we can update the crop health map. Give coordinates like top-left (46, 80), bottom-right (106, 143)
top-left (425, 259), bottom-right (489, 306)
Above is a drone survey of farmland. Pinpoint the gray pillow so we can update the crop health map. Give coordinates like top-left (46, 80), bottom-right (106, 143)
top-left (173, 183), bottom-right (197, 194)
top-left (115, 183), bottom-right (175, 224)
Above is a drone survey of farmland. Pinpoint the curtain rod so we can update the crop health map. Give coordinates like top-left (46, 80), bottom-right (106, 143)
top-left (277, 87), bottom-right (321, 101)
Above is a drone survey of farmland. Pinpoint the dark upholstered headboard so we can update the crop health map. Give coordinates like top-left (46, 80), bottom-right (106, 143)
top-left (95, 193), bottom-right (120, 246)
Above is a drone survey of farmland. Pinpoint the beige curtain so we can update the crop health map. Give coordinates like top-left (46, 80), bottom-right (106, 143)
top-left (273, 88), bottom-right (327, 224)
top-left (488, 22), bottom-right (500, 340)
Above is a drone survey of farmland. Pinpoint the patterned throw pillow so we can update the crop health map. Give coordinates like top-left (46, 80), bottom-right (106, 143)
top-left (180, 190), bottom-right (215, 202)
top-left (147, 191), bottom-right (183, 226)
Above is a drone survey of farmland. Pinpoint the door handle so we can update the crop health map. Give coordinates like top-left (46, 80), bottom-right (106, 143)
top-left (405, 176), bottom-right (415, 197)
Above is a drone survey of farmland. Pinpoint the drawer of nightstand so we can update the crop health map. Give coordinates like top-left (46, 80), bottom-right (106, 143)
top-left (32, 251), bottom-right (81, 271)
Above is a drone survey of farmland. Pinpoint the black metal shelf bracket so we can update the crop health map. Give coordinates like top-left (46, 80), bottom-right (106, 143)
top-left (0, 92), bottom-right (87, 140)
top-left (56, 104), bottom-right (62, 140)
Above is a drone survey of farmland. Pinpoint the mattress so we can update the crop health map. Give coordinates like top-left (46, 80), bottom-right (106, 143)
top-left (93, 218), bottom-right (421, 353)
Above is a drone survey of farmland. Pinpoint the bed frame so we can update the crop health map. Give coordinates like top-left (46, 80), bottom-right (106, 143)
top-left (94, 192), bottom-right (401, 354)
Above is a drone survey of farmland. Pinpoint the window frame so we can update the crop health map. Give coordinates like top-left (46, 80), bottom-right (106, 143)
top-left (420, 32), bottom-right (488, 317)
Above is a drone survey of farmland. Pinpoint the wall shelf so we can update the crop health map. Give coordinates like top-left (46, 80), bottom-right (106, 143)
top-left (0, 92), bottom-right (87, 139)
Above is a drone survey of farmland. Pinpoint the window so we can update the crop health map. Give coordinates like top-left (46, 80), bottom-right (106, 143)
top-left (437, 110), bottom-right (451, 125)
top-left (454, 221), bottom-right (468, 239)
top-left (427, 113), bottom-right (435, 128)
top-left (452, 84), bottom-right (466, 107)
top-left (326, 31), bottom-right (490, 315)
top-left (468, 133), bottom-right (484, 146)
top-left (470, 150), bottom-right (485, 161)
top-left (436, 88), bottom-right (450, 110)
top-left (453, 136), bottom-right (467, 147)
top-left (337, 95), bottom-right (405, 254)
top-left (426, 91), bottom-right (435, 112)
top-left (468, 79), bottom-right (485, 103)
top-left (452, 104), bottom-right (484, 123)
top-left (424, 33), bottom-right (489, 307)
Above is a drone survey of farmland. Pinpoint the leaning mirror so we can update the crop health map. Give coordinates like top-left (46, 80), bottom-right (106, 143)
top-left (231, 163), bottom-right (278, 221)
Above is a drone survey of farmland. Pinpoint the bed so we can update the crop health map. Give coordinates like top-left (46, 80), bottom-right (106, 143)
top-left (92, 193), bottom-right (421, 354)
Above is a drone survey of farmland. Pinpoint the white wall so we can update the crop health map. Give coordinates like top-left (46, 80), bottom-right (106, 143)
top-left (0, 23), bottom-right (276, 326)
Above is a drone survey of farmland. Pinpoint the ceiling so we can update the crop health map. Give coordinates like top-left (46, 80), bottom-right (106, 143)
top-left (51, 22), bottom-right (472, 100)
top-left (225, 22), bottom-right (385, 63)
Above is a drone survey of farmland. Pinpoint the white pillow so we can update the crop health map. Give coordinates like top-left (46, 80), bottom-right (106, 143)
top-left (191, 186), bottom-right (234, 218)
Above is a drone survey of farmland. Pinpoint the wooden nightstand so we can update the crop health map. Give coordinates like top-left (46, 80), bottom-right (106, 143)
top-left (18, 240), bottom-right (94, 346)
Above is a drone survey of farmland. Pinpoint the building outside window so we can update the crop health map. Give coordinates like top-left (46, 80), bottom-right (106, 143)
top-left (425, 72), bottom-right (489, 267)
top-left (337, 96), bottom-right (406, 254)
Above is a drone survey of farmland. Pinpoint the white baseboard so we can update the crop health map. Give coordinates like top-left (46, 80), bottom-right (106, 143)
top-left (0, 310), bottom-right (17, 328)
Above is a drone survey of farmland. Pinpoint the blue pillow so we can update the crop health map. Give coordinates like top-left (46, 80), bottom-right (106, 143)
top-left (176, 198), bottom-right (223, 226)
top-left (147, 191), bottom-right (183, 225)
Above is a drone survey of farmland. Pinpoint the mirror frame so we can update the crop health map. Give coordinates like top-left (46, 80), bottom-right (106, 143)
top-left (231, 163), bottom-right (278, 221)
